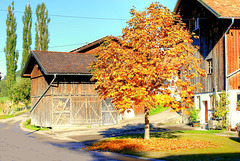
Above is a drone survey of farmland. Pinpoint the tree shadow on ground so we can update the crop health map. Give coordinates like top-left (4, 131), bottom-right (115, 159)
top-left (98, 123), bottom-right (183, 139)
top-left (229, 137), bottom-right (240, 144)
top-left (99, 123), bottom-right (165, 138)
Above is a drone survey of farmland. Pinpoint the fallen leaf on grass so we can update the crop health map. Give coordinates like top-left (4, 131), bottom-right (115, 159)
top-left (84, 138), bottom-right (220, 153)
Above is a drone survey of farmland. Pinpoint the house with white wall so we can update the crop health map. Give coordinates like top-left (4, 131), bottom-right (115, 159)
top-left (175, 0), bottom-right (240, 129)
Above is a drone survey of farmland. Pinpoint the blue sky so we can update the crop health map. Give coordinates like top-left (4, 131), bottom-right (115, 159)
top-left (0, 0), bottom-right (178, 77)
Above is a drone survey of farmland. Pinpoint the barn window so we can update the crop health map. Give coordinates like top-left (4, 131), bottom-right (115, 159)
top-left (207, 59), bottom-right (213, 74)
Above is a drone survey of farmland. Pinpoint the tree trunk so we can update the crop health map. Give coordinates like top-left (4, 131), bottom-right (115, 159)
top-left (144, 106), bottom-right (150, 140)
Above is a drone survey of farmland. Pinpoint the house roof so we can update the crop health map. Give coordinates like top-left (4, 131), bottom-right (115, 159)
top-left (175, 0), bottom-right (240, 18)
top-left (22, 51), bottom-right (96, 77)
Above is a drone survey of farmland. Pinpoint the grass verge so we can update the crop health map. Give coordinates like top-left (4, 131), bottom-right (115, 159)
top-left (0, 110), bottom-right (29, 119)
top-left (23, 119), bottom-right (50, 131)
top-left (149, 105), bottom-right (170, 116)
top-left (85, 130), bottom-right (240, 161)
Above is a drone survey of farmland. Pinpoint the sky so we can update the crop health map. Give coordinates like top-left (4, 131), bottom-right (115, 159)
top-left (0, 0), bottom-right (178, 78)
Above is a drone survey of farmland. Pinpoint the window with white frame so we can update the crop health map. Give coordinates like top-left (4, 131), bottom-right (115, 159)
top-left (207, 59), bottom-right (213, 74)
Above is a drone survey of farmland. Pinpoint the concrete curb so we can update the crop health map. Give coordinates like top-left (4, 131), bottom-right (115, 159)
top-left (90, 151), bottom-right (166, 161)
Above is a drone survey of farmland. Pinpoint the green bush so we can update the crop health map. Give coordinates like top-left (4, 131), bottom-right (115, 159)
top-left (189, 107), bottom-right (200, 123)
top-left (11, 78), bottom-right (31, 105)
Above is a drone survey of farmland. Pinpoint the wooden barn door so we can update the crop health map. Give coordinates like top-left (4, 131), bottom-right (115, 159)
top-left (102, 98), bottom-right (119, 125)
top-left (71, 96), bottom-right (102, 125)
top-left (52, 97), bottom-right (71, 126)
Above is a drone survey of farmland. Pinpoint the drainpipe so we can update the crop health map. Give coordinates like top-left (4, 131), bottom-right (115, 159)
top-left (30, 74), bottom-right (57, 113)
top-left (224, 18), bottom-right (234, 92)
top-left (224, 18), bottom-right (234, 129)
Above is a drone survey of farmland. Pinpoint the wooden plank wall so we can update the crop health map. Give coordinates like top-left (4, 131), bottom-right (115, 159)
top-left (31, 65), bottom-right (50, 97)
top-left (30, 65), bottom-right (52, 127)
top-left (179, 0), bottom-right (227, 93)
top-left (31, 96), bottom-right (52, 127)
top-left (227, 28), bottom-right (240, 89)
top-left (197, 18), bottom-right (226, 93)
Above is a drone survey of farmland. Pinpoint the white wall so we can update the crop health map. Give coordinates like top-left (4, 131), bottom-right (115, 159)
top-left (228, 90), bottom-right (240, 128)
top-left (194, 90), bottom-right (240, 129)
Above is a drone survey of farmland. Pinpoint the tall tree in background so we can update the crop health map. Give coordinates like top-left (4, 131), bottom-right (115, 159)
top-left (4, 1), bottom-right (18, 91)
top-left (35, 2), bottom-right (50, 51)
top-left (21, 3), bottom-right (32, 73)
top-left (91, 3), bottom-right (206, 139)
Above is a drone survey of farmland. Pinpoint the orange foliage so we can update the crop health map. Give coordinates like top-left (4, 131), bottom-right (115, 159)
top-left (85, 138), bottom-right (220, 152)
top-left (90, 2), bottom-right (206, 139)
top-left (90, 3), bottom-right (206, 112)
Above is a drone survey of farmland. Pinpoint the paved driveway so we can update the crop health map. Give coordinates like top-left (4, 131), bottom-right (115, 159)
top-left (0, 114), bottom-right (121, 161)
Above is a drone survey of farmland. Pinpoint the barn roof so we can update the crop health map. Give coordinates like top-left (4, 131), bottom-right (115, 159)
top-left (70, 37), bottom-right (105, 53)
top-left (22, 51), bottom-right (96, 77)
top-left (175, 0), bottom-right (240, 18)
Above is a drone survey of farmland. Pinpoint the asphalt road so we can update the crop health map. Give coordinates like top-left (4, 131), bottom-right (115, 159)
top-left (0, 110), bottom-right (186, 161)
top-left (0, 115), bottom-right (120, 161)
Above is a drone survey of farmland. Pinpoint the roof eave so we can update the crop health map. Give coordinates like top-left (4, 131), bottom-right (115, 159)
top-left (174, 0), bottom-right (221, 18)
top-left (21, 53), bottom-right (32, 77)
top-left (44, 73), bottom-right (92, 76)
top-left (31, 51), bottom-right (48, 75)
top-left (70, 36), bottom-right (108, 53)
top-left (21, 51), bottom-right (49, 77)
top-left (173, 0), bottom-right (181, 13)
top-left (219, 17), bottom-right (240, 19)
top-left (197, 0), bottom-right (221, 18)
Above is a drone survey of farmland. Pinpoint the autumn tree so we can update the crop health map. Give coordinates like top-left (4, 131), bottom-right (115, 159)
top-left (21, 3), bottom-right (32, 73)
top-left (4, 1), bottom-right (19, 91)
top-left (91, 3), bottom-right (206, 139)
top-left (35, 2), bottom-right (50, 51)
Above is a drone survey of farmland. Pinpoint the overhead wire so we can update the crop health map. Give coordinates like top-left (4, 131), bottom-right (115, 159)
top-left (0, 8), bottom-right (216, 21)
top-left (0, 8), bottom-right (216, 54)
top-left (0, 9), bottom-right (128, 21)
top-left (0, 42), bottom-right (88, 53)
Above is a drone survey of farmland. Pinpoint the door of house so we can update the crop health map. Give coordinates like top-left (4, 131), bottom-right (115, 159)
top-left (204, 101), bottom-right (208, 123)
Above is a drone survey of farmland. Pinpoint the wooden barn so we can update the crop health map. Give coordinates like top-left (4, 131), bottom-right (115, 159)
top-left (22, 38), bottom-right (144, 128)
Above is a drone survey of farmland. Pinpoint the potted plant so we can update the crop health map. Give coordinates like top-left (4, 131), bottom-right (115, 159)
top-left (237, 101), bottom-right (240, 111)
top-left (189, 107), bottom-right (200, 127)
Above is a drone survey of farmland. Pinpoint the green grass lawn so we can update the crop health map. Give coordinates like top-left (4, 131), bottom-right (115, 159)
top-left (149, 105), bottom-right (170, 116)
top-left (87, 130), bottom-right (240, 161)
